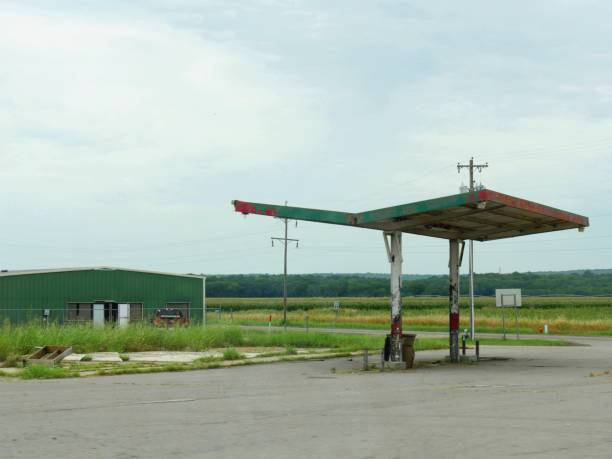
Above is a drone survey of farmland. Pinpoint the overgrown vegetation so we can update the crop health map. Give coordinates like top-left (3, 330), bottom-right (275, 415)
top-left (0, 323), bottom-right (389, 362)
top-left (222, 348), bottom-right (243, 360)
top-left (285, 346), bottom-right (297, 355)
top-left (21, 365), bottom-right (79, 379)
top-left (0, 322), bottom-right (573, 379)
top-left (2, 353), bottom-right (21, 368)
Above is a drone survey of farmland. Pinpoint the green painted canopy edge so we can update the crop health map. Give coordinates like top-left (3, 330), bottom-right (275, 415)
top-left (232, 189), bottom-right (589, 232)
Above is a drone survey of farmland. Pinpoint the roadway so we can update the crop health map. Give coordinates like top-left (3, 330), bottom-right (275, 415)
top-left (240, 323), bottom-right (612, 344)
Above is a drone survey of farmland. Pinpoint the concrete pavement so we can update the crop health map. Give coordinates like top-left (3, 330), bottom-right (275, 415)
top-left (2, 336), bottom-right (612, 458)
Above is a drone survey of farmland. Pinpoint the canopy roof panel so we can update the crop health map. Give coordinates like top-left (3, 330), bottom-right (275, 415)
top-left (233, 189), bottom-right (589, 241)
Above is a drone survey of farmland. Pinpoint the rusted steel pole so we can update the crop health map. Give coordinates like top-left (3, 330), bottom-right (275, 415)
top-left (384, 231), bottom-right (403, 362)
top-left (449, 239), bottom-right (460, 363)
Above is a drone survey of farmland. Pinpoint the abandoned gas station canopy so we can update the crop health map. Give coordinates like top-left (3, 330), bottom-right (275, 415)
top-left (233, 189), bottom-right (589, 241)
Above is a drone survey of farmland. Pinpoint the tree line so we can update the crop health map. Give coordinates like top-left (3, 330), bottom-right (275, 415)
top-left (205, 270), bottom-right (612, 297)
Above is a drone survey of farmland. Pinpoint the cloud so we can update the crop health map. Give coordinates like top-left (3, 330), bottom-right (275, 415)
top-left (1, 1), bottom-right (611, 274)
top-left (0, 5), bottom-right (328, 201)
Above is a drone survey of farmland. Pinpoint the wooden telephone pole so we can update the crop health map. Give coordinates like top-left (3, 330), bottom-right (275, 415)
top-left (271, 202), bottom-right (299, 331)
top-left (457, 157), bottom-right (488, 339)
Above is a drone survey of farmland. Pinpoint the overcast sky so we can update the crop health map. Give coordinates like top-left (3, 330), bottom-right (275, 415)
top-left (1, 0), bottom-right (611, 275)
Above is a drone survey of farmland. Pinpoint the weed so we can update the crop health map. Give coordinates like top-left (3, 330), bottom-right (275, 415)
top-left (119, 354), bottom-right (130, 362)
top-left (21, 365), bottom-right (78, 379)
top-left (285, 346), bottom-right (298, 355)
top-left (223, 347), bottom-right (244, 360)
top-left (2, 353), bottom-right (22, 368)
top-left (193, 355), bottom-right (223, 364)
top-left (81, 354), bottom-right (93, 362)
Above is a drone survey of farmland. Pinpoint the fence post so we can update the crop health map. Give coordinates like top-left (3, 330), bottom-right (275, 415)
top-left (305, 312), bottom-right (309, 332)
top-left (230, 307), bottom-right (233, 323)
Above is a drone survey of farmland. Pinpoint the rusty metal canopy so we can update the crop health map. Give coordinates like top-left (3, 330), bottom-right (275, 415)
top-left (232, 189), bottom-right (589, 241)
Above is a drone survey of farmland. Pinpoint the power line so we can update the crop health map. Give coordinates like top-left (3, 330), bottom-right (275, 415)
top-left (0, 228), bottom-right (279, 252)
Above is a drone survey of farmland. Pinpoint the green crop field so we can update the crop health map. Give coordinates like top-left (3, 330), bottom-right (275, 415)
top-left (207, 296), bottom-right (612, 335)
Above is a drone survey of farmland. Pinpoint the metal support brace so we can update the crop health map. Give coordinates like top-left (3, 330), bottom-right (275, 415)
top-left (384, 231), bottom-right (403, 362)
top-left (449, 239), bottom-right (461, 363)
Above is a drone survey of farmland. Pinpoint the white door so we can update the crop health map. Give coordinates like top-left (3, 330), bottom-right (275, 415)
top-left (118, 303), bottom-right (130, 328)
top-left (93, 303), bottom-right (105, 327)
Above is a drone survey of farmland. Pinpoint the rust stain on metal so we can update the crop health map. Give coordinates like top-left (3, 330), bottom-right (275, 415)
top-left (482, 190), bottom-right (589, 227)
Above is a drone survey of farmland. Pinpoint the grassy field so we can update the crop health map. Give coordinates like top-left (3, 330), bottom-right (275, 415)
top-left (210, 296), bottom-right (612, 311)
top-left (0, 322), bottom-right (570, 366)
top-left (207, 296), bottom-right (612, 335)
top-left (0, 323), bottom-right (445, 363)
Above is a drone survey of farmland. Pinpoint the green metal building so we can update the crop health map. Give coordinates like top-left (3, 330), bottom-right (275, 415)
top-left (0, 267), bottom-right (205, 325)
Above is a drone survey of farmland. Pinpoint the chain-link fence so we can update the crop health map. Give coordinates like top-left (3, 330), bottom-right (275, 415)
top-left (0, 305), bottom-right (203, 327)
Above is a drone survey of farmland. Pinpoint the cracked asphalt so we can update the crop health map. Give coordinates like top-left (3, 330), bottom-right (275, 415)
top-left (2, 336), bottom-right (612, 458)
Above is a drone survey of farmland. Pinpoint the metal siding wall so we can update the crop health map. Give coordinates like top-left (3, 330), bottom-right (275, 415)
top-left (0, 270), bottom-right (203, 325)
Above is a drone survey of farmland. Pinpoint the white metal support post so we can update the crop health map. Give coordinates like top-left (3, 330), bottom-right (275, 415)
top-left (449, 239), bottom-right (460, 363)
top-left (383, 231), bottom-right (403, 362)
top-left (469, 240), bottom-right (474, 338)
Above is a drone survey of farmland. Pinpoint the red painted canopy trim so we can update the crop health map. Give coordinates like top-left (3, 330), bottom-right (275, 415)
top-left (233, 200), bottom-right (278, 217)
top-left (481, 190), bottom-right (589, 227)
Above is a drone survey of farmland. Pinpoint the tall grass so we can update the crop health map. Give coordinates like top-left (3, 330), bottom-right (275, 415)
top-left (21, 365), bottom-right (78, 379)
top-left (0, 323), bottom-right (243, 361)
top-left (0, 323), bottom-right (392, 361)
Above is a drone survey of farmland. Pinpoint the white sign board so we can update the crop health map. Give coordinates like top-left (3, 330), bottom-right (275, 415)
top-left (495, 289), bottom-right (522, 308)
top-left (333, 301), bottom-right (340, 310)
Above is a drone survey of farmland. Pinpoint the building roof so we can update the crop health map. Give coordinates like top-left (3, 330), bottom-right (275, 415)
top-left (233, 189), bottom-right (589, 241)
top-left (0, 266), bottom-right (205, 279)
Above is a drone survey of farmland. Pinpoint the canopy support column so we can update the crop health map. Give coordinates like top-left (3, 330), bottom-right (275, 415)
top-left (449, 239), bottom-right (461, 363)
top-left (384, 231), bottom-right (404, 363)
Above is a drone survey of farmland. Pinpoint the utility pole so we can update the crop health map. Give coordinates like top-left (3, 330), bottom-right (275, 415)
top-left (271, 202), bottom-right (299, 331)
top-left (457, 157), bottom-right (488, 339)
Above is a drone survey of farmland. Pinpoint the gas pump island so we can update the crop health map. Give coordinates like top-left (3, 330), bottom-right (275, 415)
top-left (232, 189), bottom-right (588, 366)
